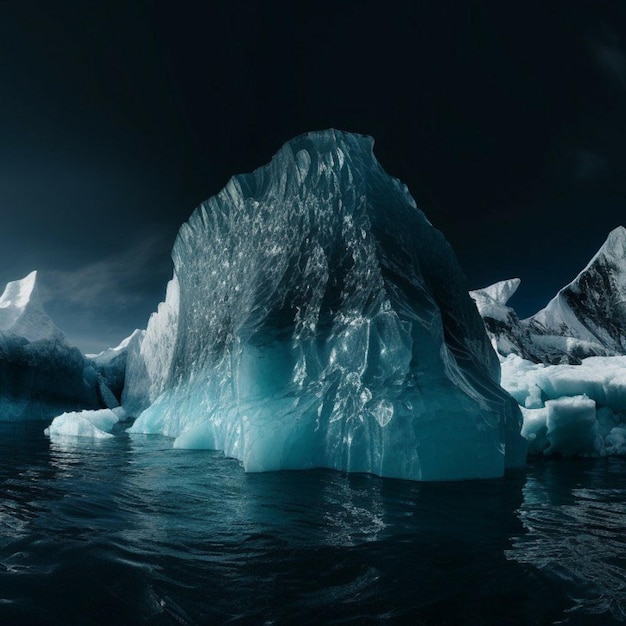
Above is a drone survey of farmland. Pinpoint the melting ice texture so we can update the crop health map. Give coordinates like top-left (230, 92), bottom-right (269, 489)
top-left (128, 130), bottom-right (526, 481)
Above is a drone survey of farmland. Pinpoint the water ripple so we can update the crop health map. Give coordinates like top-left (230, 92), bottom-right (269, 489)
top-left (1, 423), bottom-right (625, 624)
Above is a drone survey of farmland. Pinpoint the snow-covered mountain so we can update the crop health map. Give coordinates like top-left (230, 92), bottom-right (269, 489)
top-left (527, 225), bottom-right (626, 359)
top-left (127, 129), bottom-right (526, 480)
top-left (472, 226), bottom-right (626, 364)
top-left (0, 271), bottom-right (65, 343)
top-left (470, 228), bottom-right (626, 459)
top-left (0, 271), bottom-right (111, 420)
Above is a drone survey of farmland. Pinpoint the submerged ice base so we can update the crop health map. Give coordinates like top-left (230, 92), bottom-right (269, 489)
top-left (128, 130), bottom-right (525, 481)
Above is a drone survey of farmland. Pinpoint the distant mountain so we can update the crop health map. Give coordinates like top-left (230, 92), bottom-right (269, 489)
top-left (0, 271), bottom-right (113, 420)
top-left (471, 226), bottom-right (626, 364)
top-left (0, 271), bottom-right (65, 343)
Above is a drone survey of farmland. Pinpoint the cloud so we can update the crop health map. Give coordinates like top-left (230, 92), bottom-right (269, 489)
top-left (35, 231), bottom-right (174, 354)
top-left (39, 232), bottom-right (170, 309)
top-left (590, 27), bottom-right (626, 90)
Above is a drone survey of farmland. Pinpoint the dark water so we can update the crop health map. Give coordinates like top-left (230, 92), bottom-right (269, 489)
top-left (1, 422), bottom-right (625, 625)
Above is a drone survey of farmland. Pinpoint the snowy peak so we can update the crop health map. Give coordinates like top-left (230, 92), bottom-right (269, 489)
top-left (470, 278), bottom-right (521, 319)
top-left (0, 271), bottom-right (65, 343)
top-left (481, 278), bottom-right (521, 306)
top-left (529, 226), bottom-right (626, 355)
top-left (88, 328), bottom-right (144, 361)
top-left (468, 226), bottom-right (626, 364)
top-left (593, 225), bottom-right (626, 263)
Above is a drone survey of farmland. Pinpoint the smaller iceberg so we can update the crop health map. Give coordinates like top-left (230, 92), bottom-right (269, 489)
top-left (502, 354), bottom-right (626, 456)
top-left (44, 407), bottom-right (124, 439)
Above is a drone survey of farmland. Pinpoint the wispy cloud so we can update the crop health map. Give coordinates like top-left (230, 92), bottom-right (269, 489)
top-left (590, 27), bottom-right (626, 90)
top-left (39, 232), bottom-right (171, 312)
top-left (33, 231), bottom-right (174, 352)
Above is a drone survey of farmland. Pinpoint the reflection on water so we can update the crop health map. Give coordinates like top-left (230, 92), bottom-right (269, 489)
top-left (508, 458), bottom-right (626, 623)
top-left (0, 422), bottom-right (624, 624)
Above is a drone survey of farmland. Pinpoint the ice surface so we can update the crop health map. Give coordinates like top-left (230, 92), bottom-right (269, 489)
top-left (0, 272), bottom-right (102, 421)
top-left (122, 274), bottom-right (180, 416)
top-left (128, 129), bottom-right (526, 481)
top-left (44, 408), bottom-right (122, 439)
top-left (502, 354), bottom-right (626, 456)
top-left (88, 329), bottom-right (142, 402)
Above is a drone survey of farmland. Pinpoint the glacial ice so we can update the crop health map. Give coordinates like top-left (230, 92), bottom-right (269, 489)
top-left (127, 129), bottom-right (526, 481)
top-left (44, 407), bottom-right (124, 439)
top-left (0, 272), bottom-right (104, 421)
top-left (501, 354), bottom-right (626, 456)
top-left (88, 330), bottom-right (143, 404)
top-left (122, 275), bottom-right (180, 416)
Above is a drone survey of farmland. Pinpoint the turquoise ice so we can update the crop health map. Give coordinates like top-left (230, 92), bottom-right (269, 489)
top-left (128, 130), bottom-right (526, 480)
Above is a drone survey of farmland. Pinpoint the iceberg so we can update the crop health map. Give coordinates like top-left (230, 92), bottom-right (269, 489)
top-left (121, 275), bottom-right (180, 416)
top-left (128, 129), bottom-right (526, 481)
top-left (502, 354), bottom-right (626, 456)
top-left (0, 271), bottom-right (104, 421)
top-left (44, 407), bottom-right (124, 439)
top-left (87, 330), bottom-right (143, 404)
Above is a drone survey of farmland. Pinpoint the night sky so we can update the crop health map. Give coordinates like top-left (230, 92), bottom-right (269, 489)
top-left (1, 1), bottom-right (626, 353)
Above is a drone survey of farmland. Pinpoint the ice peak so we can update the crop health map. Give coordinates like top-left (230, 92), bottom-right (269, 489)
top-left (0, 270), bottom-right (38, 313)
top-left (472, 278), bottom-right (521, 307)
top-left (0, 271), bottom-right (65, 343)
top-left (597, 225), bottom-right (626, 261)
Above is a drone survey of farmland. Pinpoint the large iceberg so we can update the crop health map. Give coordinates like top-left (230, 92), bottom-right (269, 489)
top-left (128, 129), bottom-right (526, 481)
top-left (0, 271), bottom-right (104, 421)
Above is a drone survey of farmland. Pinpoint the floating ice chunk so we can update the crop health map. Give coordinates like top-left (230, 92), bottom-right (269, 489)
top-left (545, 396), bottom-right (599, 457)
top-left (520, 406), bottom-right (549, 455)
top-left (501, 354), bottom-right (626, 457)
top-left (44, 408), bottom-right (120, 439)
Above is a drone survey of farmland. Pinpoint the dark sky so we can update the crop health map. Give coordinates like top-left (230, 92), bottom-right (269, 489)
top-left (1, 1), bottom-right (626, 352)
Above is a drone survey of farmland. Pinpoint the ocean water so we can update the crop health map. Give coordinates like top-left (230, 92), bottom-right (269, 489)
top-left (1, 421), bottom-right (625, 625)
